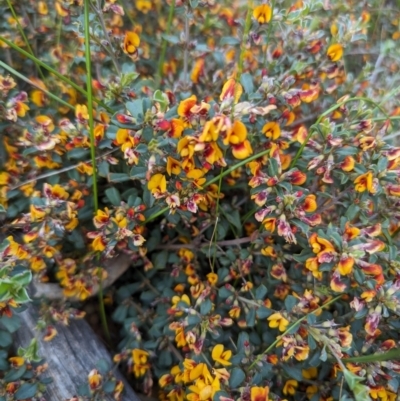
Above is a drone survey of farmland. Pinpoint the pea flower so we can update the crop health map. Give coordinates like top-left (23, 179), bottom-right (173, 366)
top-left (211, 344), bottom-right (232, 366)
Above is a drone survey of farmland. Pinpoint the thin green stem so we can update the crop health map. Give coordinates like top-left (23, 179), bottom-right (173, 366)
top-left (92, 0), bottom-right (121, 75)
top-left (84, 0), bottom-right (99, 214)
top-left (342, 348), bottom-right (400, 364)
top-left (211, 167), bottom-right (225, 272)
top-left (0, 35), bottom-right (114, 114)
top-left (84, 0), bottom-right (109, 343)
top-left (157, 0), bottom-right (176, 87)
top-left (290, 96), bottom-right (390, 169)
top-left (237, 0), bottom-right (254, 80)
top-left (5, 0), bottom-right (45, 81)
top-left (0, 61), bottom-right (74, 111)
top-left (145, 148), bottom-right (270, 223)
top-left (249, 295), bottom-right (342, 369)
top-left (262, 0), bottom-right (276, 67)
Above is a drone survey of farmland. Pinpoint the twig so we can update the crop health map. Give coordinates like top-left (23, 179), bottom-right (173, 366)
top-left (156, 236), bottom-right (253, 250)
top-left (32, 253), bottom-right (132, 301)
top-left (183, 7), bottom-right (190, 89)
top-left (8, 148), bottom-right (118, 191)
top-left (91, 0), bottom-right (121, 75)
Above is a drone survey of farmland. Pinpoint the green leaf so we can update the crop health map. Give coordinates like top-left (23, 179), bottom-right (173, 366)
top-left (103, 380), bottom-right (116, 393)
top-left (126, 100), bottom-right (144, 120)
top-left (67, 148), bottom-right (90, 160)
top-left (246, 308), bottom-right (256, 327)
top-left (240, 73), bottom-right (254, 93)
top-left (0, 330), bottom-right (12, 347)
top-left (255, 285), bottom-right (267, 300)
top-left (200, 299), bottom-right (212, 315)
top-left (256, 306), bottom-right (272, 319)
top-left (284, 295), bottom-right (297, 312)
top-left (108, 173), bottom-right (131, 182)
top-left (112, 304), bottom-right (128, 323)
top-left (4, 365), bottom-right (26, 382)
top-left (105, 187), bottom-right (121, 206)
top-left (130, 165), bottom-right (147, 179)
top-left (96, 358), bottom-right (110, 375)
top-left (153, 250), bottom-right (168, 270)
top-left (11, 270), bottom-right (32, 287)
top-left (153, 90), bottom-right (169, 112)
top-left (0, 315), bottom-right (21, 333)
top-left (14, 383), bottom-right (38, 400)
top-left (229, 367), bottom-right (246, 388)
top-left (282, 364), bottom-right (303, 381)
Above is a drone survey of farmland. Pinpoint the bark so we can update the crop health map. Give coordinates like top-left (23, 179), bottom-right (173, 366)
top-left (14, 305), bottom-right (140, 401)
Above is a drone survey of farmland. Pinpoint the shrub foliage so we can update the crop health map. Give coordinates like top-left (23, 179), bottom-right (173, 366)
top-left (1, 0), bottom-right (400, 400)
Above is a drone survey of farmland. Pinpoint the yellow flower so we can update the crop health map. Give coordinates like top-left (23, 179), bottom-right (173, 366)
top-left (167, 156), bottom-right (181, 176)
top-left (35, 115), bottom-right (55, 132)
top-left (187, 378), bottom-right (220, 401)
top-left (283, 379), bottom-right (298, 395)
top-left (337, 255), bottom-right (354, 276)
top-left (171, 294), bottom-right (191, 316)
top-left (253, 4), bottom-right (272, 24)
top-left (123, 31), bottom-right (140, 58)
top-left (267, 312), bottom-right (289, 332)
top-left (220, 78), bottom-right (243, 104)
top-left (136, 0), bottom-right (152, 13)
top-left (186, 169), bottom-right (206, 189)
top-left (9, 356), bottom-right (25, 368)
top-left (250, 386), bottom-right (269, 401)
top-left (30, 204), bottom-right (47, 222)
top-left (327, 43), bottom-right (343, 61)
top-left (178, 95), bottom-right (197, 120)
top-left (75, 104), bottom-right (89, 120)
top-left (211, 344), bottom-right (232, 366)
top-left (115, 128), bottom-right (137, 152)
top-left (132, 349), bottom-right (149, 365)
top-left (262, 121), bottom-right (281, 140)
top-left (88, 369), bottom-right (102, 391)
top-left (354, 171), bottom-right (375, 193)
top-left (38, 1), bottom-right (48, 15)
top-left (92, 235), bottom-right (107, 252)
top-left (302, 367), bottom-right (318, 379)
top-left (207, 273), bottom-right (218, 286)
top-left (148, 174), bottom-right (167, 196)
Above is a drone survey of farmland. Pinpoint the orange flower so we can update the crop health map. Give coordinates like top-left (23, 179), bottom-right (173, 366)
top-left (303, 194), bottom-right (317, 212)
top-left (88, 369), bottom-right (102, 391)
top-left (250, 387), bottom-right (269, 401)
top-left (191, 59), bottom-right (205, 84)
top-left (123, 31), bottom-right (140, 59)
top-left (327, 43), bottom-right (343, 61)
top-left (178, 95), bottom-right (197, 120)
top-left (341, 155), bottom-right (355, 171)
top-left (287, 170), bottom-right (307, 185)
top-left (337, 255), bottom-right (354, 276)
top-left (354, 171), bottom-right (375, 193)
top-left (253, 4), bottom-right (272, 24)
top-left (262, 122), bottom-right (281, 140)
top-left (220, 78), bottom-right (242, 104)
top-left (263, 218), bottom-right (276, 233)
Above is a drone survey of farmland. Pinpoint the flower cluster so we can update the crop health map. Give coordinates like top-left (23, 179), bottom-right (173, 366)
top-left (1, 0), bottom-right (400, 400)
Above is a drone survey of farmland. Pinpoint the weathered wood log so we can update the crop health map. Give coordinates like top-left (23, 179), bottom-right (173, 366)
top-left (14, 305), bottom-right (141, 401)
